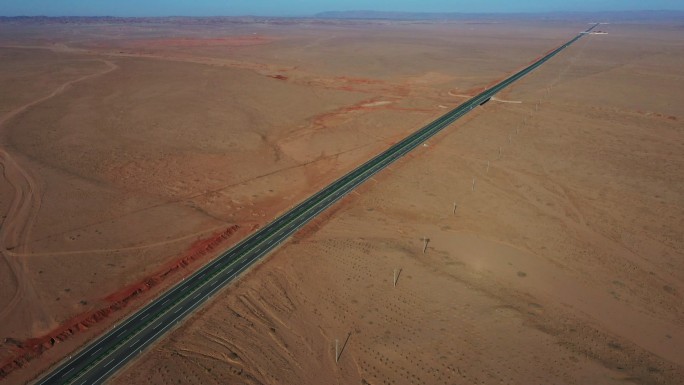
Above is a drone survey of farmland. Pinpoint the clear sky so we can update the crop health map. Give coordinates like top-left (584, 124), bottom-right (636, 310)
top-left (1, 0), bottom-right (683, 17)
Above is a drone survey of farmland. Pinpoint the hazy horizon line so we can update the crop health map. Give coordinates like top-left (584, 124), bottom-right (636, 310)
top-left (2, 9), bottom-right (684, 18)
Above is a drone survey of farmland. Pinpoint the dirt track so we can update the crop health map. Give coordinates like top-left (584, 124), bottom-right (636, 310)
top-left (0, 59), bottom-right (118, 334)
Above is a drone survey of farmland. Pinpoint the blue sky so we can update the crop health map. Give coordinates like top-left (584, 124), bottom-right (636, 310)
top-left (1, 0), bottom-right (683, 17)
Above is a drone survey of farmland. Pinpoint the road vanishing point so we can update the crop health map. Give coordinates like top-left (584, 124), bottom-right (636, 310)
top-left (35, 23), bottom-right (598, 385)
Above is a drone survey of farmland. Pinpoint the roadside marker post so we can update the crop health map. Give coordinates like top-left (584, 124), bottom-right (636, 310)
top-left (335, 339), bottom-right (339, 363)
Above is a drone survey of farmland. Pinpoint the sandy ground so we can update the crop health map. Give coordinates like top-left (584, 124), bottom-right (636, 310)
top-left (105, 22), bottom-right (684, 385)
top-left (0, 18), bottom-right (590, 383)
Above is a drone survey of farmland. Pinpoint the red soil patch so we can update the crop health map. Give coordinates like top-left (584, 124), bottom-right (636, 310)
top-left (128, 35), bottom-right (276, 48)
top-left (334, 76), bottom-right (408, 95)
top-left (636, 109), bottom-right (678, 121)
top-left (302, 75), bottom-right (410, 97)
top-left (335, 76), bottom-right (384, 85)
top-left (311, 99), bottom-right (434, 129)
top-left (311, 104), bottom-right (364, 128)
top-left (0, 225), bottom-right (240, 380)
top-left (268, 74), bottom-right (288, 81)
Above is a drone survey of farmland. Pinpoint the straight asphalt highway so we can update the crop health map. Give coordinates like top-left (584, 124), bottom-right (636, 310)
top-left (34, 23), bottom-right (598, 385)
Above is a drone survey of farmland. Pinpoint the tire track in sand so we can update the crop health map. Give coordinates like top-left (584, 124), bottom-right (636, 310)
top-left (0, 59), bottom-right (118, 333)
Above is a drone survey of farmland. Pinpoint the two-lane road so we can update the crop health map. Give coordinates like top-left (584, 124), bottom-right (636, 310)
top-left (35, 23), bottom-right (598, 385)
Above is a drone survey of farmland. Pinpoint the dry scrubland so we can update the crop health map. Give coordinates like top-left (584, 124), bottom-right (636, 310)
top-left (112, 22), bottom-right (684, 385)
top-left (0, 18), bottom-right (682, 384)
top-left (0, 18), bottom-right (585, 382)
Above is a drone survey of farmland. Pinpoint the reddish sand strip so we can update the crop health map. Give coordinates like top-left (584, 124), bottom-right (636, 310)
top-left (635, 109), bottom-right (678, 120)
top-left (312, 98), bottom-right (434, 129)
top-left (0, 225), bottom-right (240, 380)
top-left (127, 36), bottom-right (276, 48)
top-left (335, 76), bottom-right (385, 85)
top-left (306, 75), bottom-right (409, 96)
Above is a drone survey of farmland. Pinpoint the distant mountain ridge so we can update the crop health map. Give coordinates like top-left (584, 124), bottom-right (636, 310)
top-left (1, 10), bottom-right (683, 25)
top-left (314, 10), bottom-right (684, 22)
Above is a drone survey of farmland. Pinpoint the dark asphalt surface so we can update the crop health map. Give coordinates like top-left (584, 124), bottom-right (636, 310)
top-left (34, 23), bottom-right (597, 385)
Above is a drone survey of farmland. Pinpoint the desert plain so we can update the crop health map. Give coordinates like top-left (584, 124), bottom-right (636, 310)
top-left (0, 16), bottom-right (682, 385)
